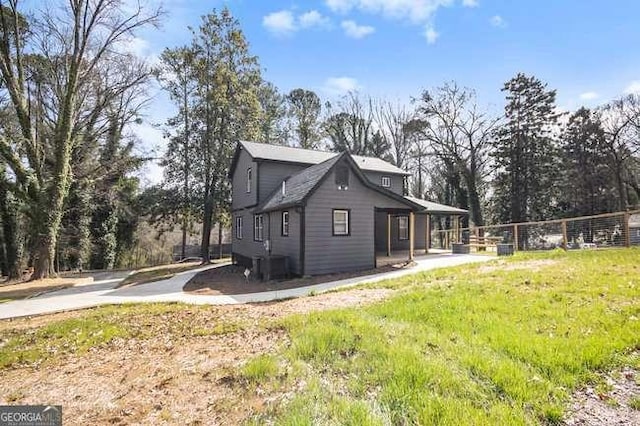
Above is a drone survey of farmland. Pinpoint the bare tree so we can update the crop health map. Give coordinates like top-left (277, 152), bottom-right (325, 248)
top-left (599, 93), bottom-right (640, 210)
top-left (373, 99), bottom-right (414, 169)
top-left (416, 82), bottom-right (499, 226)
top-left (0, 0), bottom-right (160, 279)
top-left (324, 92), bottom-right (390, 157)
top-left (287, 88), bottom-right (321, 149)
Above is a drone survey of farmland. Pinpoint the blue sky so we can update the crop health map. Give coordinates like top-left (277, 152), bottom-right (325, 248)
top-left (129, 0), bottom-right (640, 183)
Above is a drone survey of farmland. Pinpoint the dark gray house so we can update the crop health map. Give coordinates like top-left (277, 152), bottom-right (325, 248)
top-left (229, 141), bottom-right (467, 276)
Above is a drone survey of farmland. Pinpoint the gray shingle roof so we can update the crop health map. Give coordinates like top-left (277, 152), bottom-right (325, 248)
top-left (257, 153), bottom-right (344, 213)
top-left (405, 196), bottom-right (468, 214)
top-left (239, 140), bottom-right (409, 176)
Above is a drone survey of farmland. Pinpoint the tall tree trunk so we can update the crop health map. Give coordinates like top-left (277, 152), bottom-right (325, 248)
top-left (0, 180), bottom-right (21, 279)
top-left (218, 222), bottom-right (223, 260)
top-left (200, 194), bottom-right (214, 264)
top-left (180, 223), bottom-right (187, 261)
top-left (32, 140), bottom-right (73, 278)
top-left (464, 172), bottom-right (484, 227)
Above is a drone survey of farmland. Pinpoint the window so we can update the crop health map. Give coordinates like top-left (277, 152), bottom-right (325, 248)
top-left (235, 216), bottom-right (243, 239)
top-left (333, 209), bottom-right (350, 236)
top-left (398, 216), bottom-right (409, 240)
top-left (335, 165), bottom-right (349, 190)
top-left (381, 176), bottom-right (391, 188)
top-left (246, 168), bottom-right (252, 193)
top-left (254, 214), bottom-right (263, 241)
top-left (282, 211), bottom-right (289, 236)
top-left (282, 180), bottom-right (286, 196)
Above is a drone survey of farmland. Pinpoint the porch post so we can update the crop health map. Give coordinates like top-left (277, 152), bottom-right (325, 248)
top-left (454, 215), bottom-right (460, 243)
top-left (425, 214), bottom-right (430, 254)
top-left (409, 212), bottom-right (415, 261)
top-left (386, 213), bottom-right (391, 257)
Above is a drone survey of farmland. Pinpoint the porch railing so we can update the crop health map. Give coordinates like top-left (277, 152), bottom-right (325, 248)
top-left (431, 209), bottom-right (640, 252)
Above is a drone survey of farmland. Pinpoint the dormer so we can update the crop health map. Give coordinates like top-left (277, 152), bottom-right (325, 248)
top-left (335, 164), bottom-right (349, 191)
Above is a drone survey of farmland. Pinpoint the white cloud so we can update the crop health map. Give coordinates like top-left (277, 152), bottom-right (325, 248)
top-left (341, 20), bottom-right (375, 38)
top-left (462, 0), bottom-right (478, 7)
top-left (325, 0), bottom-right (453, 43)
top-left (263, 10), bottom-right (331, 35)
top-left (624, 80), bottom-right (640, 94)
top-left (325, 0), bottom-right (354, 14)
top-left (490, 15), bottom-right (507, 28)
top-left (299, 10), bottom-right (330, 28)
top-left (325, 0), bottom-right (453, 22)
top-left (424, 26), bottom-right (439, 44)
top-left (119, 36), bottom-right (153, 58)
top-left (579, 92), bottom-right (599, 101)
top-left (324, 77), bottom-right (361, 94)
top-left (263, 10), bottom-right (297, 36)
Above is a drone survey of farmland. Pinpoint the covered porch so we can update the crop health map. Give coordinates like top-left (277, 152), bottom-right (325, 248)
top-left (374, 197), bottom-right (468, 267)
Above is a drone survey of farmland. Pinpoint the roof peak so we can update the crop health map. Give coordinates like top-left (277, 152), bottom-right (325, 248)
top-left (239, 141), bottom-right (404, 167)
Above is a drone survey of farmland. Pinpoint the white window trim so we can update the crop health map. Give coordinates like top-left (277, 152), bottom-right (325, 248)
top-left (282, 211), bottom-right (289, 236)
top-left (381, 176), bottom-right (391, 188)
top-left (398, 216), bottom-right (409, 240)
top-left (333, 209), bottom-right (350, 236)
top-left (254, 214), bottom-right (263, 241)
top-left (246, 168), bottom-right (252, 193)
top-left (235, 216), bottom-right (243, 239)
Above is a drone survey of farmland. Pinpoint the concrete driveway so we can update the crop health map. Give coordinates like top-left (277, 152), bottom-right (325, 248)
top-left (0, 254), bottom-right (492, 320)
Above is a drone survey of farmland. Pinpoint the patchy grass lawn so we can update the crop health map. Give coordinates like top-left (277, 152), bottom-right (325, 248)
top-left (0, 277), bottom-right (92, 302)
top-left (0, 249), bottom-right (638, 425)
top-left (115, 261), bottom-right (207, 288)
top-left (0, 289), bottom-right (390, 425)
top-left (243, 248), bottom-right (640, 425)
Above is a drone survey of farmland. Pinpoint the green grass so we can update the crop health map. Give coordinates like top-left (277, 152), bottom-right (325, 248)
top-left (629, 396), bottom-right (640, 411)
top-left (0, 317), bottom-right (127, 368)
top-left (246, 248), bottom-right (640, 425)
top-left (0, 303), bottom-right (240, 369)
top-left (240, 354), bottom-right (280, 385)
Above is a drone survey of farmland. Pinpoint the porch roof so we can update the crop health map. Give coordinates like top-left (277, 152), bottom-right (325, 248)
top-left (404, 196), bottom-right (468, 215)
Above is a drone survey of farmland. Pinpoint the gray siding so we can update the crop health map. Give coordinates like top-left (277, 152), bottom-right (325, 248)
top-left (363, 171), bottom-right (405, 195)
top-left (259, 162), bottom-right (307, 203)
top-left (374, 212), bottom-right (428, 252)
top-left (232, 210), bottom-right (270, 260)
top-left (268, 210), bottom-right (302, 275)
top-left (304, 163), bottom-right (410, 275)
top-left (231, 149), bottom-right (257, 210)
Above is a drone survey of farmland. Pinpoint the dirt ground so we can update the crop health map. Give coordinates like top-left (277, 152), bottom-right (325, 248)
top-left (0, 288), bottom-right (394, 425)
top-left (564, 364), bottom-right (640, 425)
top-left (0, 277), bottom-right (93, 301)
top-left (477, 258), bottom-right (559, 273)
top-left (184, 263), bottom-right (411, 295)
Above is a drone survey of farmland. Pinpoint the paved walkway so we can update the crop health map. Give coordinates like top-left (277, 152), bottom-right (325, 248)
top-left (0, 254), bottom-right (492, 320)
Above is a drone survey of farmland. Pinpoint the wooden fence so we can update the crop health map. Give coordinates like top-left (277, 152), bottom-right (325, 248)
top-left (431, 209), bottom-right (640, 252)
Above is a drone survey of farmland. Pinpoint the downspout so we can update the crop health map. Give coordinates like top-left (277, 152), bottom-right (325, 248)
top-left (300, 204), bottom-right (306, 276)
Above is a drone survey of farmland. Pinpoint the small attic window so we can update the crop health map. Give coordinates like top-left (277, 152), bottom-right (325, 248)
top-left (281, 180), bottom-right (286, 196)
top-left (335, 165), bottom-right (349, 190)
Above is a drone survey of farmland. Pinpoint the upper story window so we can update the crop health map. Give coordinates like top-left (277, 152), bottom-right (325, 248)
top-left (335, 165), bottom-right (349, 190)
top-left (398, 216), bottom-right (409, 240)
top-left (235, 216), bottom-right (243, 239)
top-left (282, 180), bottom-right (286, 196)
top-left (254, 214), bottom-right (263, 241)
top-left (381, 176), bottom-right (391, 188)
top-left (282, 211), bottom-right (289, 236)
top-left (333, 209), bottom-right (350, 236)
top-left (246, 168), bottom-right (252, 193)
